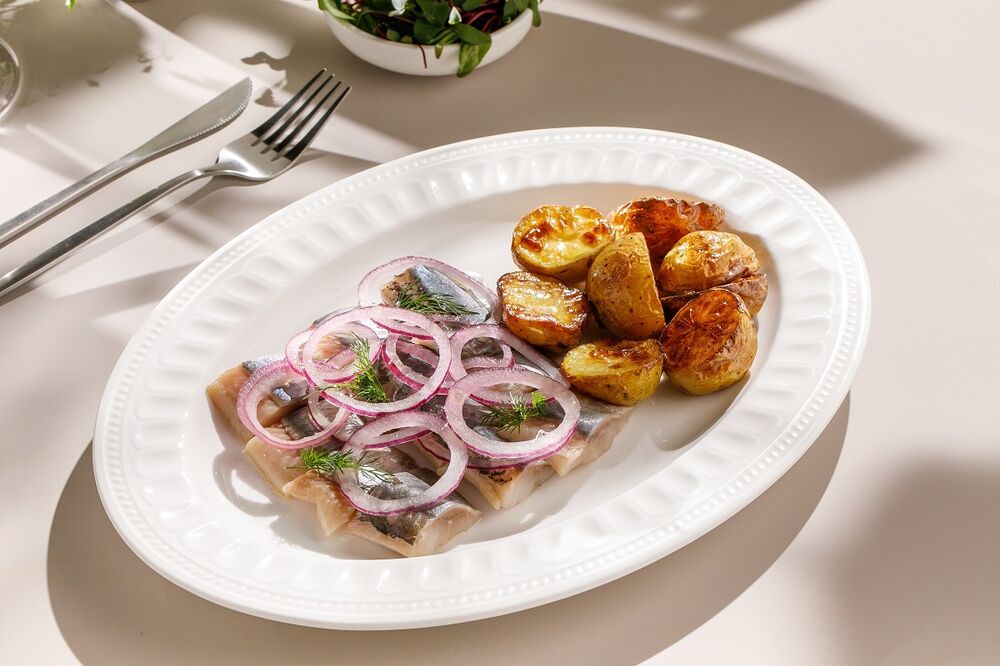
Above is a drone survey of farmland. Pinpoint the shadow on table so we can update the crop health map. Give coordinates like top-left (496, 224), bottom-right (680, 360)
top-left (823, 456), bottom-right (1000, 664)
top-left (135, 0), bottom-right (920, 190)
top-left (0, 146), bottom-right (375, 307)
top-left (47, 396), bottom-right (847, 665)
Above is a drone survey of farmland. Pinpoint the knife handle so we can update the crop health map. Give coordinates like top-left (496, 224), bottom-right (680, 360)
top-left (0, 153), bottom-right (143, 248)
top-left (0, 167), bottom-right (210, 300)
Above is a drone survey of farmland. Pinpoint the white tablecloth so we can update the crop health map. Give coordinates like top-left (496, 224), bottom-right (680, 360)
top-left (1, 0), bottom-right (998, 663)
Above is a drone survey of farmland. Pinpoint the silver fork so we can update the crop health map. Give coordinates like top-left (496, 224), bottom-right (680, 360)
top-left (0, 70), bottom-right (350, 300)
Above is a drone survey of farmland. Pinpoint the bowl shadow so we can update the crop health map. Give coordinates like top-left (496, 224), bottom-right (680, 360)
top-left (136, 0), bottom-right (919, 190)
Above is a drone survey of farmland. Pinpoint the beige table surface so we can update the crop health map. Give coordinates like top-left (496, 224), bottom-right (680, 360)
top-left (1, 0), bottom-right (998, 664)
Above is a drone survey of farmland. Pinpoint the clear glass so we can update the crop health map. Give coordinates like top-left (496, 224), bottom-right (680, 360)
top-left (0, 36), bottom-right (19, 123)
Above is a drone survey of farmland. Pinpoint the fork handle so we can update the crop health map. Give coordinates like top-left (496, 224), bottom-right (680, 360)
top-left (0, 167), bottom-right (211, 299)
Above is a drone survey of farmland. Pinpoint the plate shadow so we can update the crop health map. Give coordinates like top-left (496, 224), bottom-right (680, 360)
top-left (48, 396), bottom-right (848, 665)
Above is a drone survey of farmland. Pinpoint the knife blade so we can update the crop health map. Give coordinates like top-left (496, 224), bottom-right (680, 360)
top-left (0, 76), bottom-right (253, 248)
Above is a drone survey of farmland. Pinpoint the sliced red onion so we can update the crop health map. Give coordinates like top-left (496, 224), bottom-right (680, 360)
top-left (294, 322), bottom-right (381, 385)
top-left (383, 337), bottom-right (444, 390)
top-left (284, 328), bottom-right (312, 378)
top-left (375, 318), bottom-right (434, 341)
top-left (236, 360), bottom-right (345, 450)
top-left (444, 368), bottom-right (580, 460)
top-left (353, 425), bottom-right (430, 447)
top-left (357, 256), bottom-right (498, 327)
top-left (307, 392), bottom-right (348, 433)
top-left (418, 433), bottom-right (534, 470)
top-left (462, 353), bottom-right (515, 371)
top-left (449, 325), bottom-right (567, 405)
top-left (339, 412), bottom-right (468, 516)
top-left (304, 306), bottom-right (452, 417)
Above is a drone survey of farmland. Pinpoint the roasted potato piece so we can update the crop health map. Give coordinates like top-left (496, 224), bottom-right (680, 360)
top-left (512, 205), bottom-right (614, 282)
top-left (497, 271), bottom-right (590, 351)
top-left (607, 197), bottom-right (725, 263)
top-left (661, 272), bottom-right (769, 318)
top-left (657, 230), bottom-right (760, 293)
top-left (586, 232), bottom-right (666, 340)
top-left (561, 339), bottom-right (663, 406)
top-left (660, 289), bottom-right (757, 395)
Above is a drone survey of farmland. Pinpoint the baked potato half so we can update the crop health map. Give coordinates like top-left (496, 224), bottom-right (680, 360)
top-left (497, 271), bottom-right (590, 351)
top-left (512, 205), bottom-right (614, 282)
top-left (561, 339), bottom-right (663, 406)
top-left (606, 197), bottom-right (725, 263)
top-left (657, 230), bottom-right (760, 294)
top-left (661, 272), bottom-right (769, 318)
top-left (660, 289), bottom-right (757, 395)
top-left (586, 232), bottom-right (666, 340)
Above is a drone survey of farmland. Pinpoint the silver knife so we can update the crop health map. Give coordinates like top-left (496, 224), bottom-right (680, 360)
top-left (0, 77), bottom-right (253, 248)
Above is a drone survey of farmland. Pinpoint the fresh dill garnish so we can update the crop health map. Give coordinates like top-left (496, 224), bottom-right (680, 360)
top-left (290, 448), bottom-right (397, 485)
top-left (479, 391), bottom-right (547, 432)
top-left (332, 333), bottom-right (388, 403)
top-left (395, 282), bottom-right (474, 316)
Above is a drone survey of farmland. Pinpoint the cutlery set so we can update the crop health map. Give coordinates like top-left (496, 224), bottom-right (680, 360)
top-left (0, 70), bottom-right (350, 300)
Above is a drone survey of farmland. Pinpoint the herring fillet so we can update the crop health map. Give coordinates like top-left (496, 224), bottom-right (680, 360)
top-left (544, 395), bottom-right (633, 475)
top-left (282, 471), bottom-right (355, 535)
top-left (416, 430), bottom-right (556, 511)
top-left (338, 449), bottom-right (482, 557)
top-left (210, 361), bottom-right (482, 557)
top-left (205, 356), bottom-right (307, 442)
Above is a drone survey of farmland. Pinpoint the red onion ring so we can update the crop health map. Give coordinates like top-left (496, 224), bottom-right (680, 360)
top-left (339, 412), bottom-right (468, 516)
top-left (374, 318), bottom-right (434, 341)
top-left (304, 306), bottom-right (452, 417)
top-left (284, 328), bottom-right (312, 378)
top-left (236, 360), bottom-right (346, 450)
top-left (462, 353), bottom-right (515, 371)
top-left (449, 325), bottom-right (567, 405)
top-left (383, 337), bottom-right (445, 390)
top-left (444, 368), bottom-right (580, 460)
top-left (295, 322), bottom-right (381, 385)
top-left (306, 392), bottom-right (348, 433)
top-left (357, 255), bottom-right (498, 324)
top-left (418, 434), bottom-right (534, 470)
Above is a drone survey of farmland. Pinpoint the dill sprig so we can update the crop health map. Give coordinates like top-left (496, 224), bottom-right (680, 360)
top-left (332, 333), bottom-right (388, 403)
top-left (395, 282), bottom-right (474, 316)
top-left (290, 447), bottom-right (397, 485)
top-left (479, 391), bottom-right (547, 432)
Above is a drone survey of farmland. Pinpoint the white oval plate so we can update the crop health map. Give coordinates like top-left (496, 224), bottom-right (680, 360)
top-left (94, 128), bottom-right (869, 630)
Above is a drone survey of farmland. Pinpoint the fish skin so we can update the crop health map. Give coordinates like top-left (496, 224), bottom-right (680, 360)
top-left (239, 355), bottom-right (310, 406)
top-left (241, 355), bottom-right (283, 374)
top-left (344, 451), bottom-right (482, 556)
top-left (480, 391), bottom-right (633, 476)
top-left (382, 264), bottom-right (491, 324)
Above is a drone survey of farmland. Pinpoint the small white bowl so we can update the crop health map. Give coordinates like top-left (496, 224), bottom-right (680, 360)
top-left (325, 9), bottom-right (534, 76)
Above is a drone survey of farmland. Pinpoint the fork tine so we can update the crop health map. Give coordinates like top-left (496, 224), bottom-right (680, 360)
top-left (280, 83), bottom-right (351, 162)
top-left (259, 75), bottom-right (335, 149)
top-left (251, 68), bottom-right (327, 140)
top-left (271, 80), bottom-right (345, 156)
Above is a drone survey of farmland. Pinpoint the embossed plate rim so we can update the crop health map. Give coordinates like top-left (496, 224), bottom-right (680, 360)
top-left (93, 127), bottom-right (870, 629)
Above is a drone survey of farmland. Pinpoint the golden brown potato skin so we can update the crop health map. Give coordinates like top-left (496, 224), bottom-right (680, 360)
top-left (586, 232), bottom-right (666, 340)
top-left (657, 231), bottom-right (760, 294)
top-left (661, 272), bottom-right (769, 318)
top-left (512, 205), bottom-right (614, 282)
top-left (607, 197), bottom-right (725, 264)
top-left (660, 289), bottom-right (757, 395)
top-left (561, 339), bottom-right (663, 406)
top-left (497, 271), bottom-right (590, 351)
